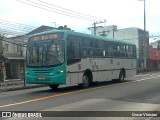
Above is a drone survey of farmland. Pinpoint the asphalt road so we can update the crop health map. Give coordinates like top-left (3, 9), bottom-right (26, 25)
top-left (1, 71), bottom-right (160, 120)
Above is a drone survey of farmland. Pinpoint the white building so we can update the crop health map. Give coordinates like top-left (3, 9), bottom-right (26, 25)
top-left (150, 40), bottom-right (160, 49)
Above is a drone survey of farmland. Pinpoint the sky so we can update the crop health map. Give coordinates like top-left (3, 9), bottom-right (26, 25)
top-left (0, 0), bottom-right (159, 38)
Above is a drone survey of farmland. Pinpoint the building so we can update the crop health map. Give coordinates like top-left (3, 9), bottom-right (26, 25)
top-left (149, 48), bottom-right (160, 68)
top-left (3, 35), bottom-right (27, 80)
top-left (150, 39), bottom-right (160, 68)
top-left (90, 25), bottom-right (149, 69)
top-left (150, 40), bottom-right (160, 49)
top-left (1, 25), bottom-right (55, 81)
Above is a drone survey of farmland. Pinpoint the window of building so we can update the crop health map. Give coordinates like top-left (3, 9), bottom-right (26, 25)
top-left (17, 45), bottom-right (21, 52)
top-left (4, 44), bottom-right (9, 52)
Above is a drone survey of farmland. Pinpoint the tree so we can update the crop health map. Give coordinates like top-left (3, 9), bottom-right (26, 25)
top-left (0, 35), bottom-right (4, 59)
top-left (0, 34), bottom-right (4, 81)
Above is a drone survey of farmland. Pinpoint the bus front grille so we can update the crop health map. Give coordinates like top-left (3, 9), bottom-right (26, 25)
top-left (34, 78), bottom-right (52, 81)
top-left (33, 69), bottom-right (53, 74)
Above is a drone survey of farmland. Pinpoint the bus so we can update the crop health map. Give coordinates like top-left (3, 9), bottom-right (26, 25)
top-left (25, 30), bottom-right (137, 90)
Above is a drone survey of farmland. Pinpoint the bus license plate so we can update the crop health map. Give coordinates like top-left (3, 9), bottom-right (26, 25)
top-left (39, 76), bottom-right (45, 80)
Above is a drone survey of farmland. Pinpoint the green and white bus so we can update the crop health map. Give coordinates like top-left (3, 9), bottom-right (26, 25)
top-left (25, 30), bottom-right (137, 90)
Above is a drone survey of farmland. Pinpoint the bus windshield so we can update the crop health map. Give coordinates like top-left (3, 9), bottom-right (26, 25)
top-left (26, 40), bottom-right (64, 67)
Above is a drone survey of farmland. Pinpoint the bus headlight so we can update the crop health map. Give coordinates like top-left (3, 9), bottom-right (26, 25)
top-left (57, 69), bottom-right (64, 74)
top-left (26, 71), bottom-right (28, 74)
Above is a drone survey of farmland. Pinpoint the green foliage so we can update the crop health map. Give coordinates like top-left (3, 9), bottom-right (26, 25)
top-left (0, 71), bottom-right (3, 82)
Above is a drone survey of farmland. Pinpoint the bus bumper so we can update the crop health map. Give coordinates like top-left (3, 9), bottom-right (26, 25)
top-left (25, 74), bottom-right (66, 85)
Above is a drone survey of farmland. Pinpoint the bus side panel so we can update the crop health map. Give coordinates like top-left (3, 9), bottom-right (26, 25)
top-left (124, 59), bottom-right (137, 78)
top-left (66, 58), bottom-right (118, 85)
top-left (66, 58), bottom-right (96, 85)
top-left (66, 58), bottom-right (136, 85)
top-left (66, 63), bottom-right (80, 85)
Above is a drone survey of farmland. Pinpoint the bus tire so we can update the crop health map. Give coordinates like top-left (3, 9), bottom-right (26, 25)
top-left (81, 74), bottom-right (90, 88)
top-left (49, 84), bottom-right (59, 90)
top-left (118, 70), bottom-right (125, 82)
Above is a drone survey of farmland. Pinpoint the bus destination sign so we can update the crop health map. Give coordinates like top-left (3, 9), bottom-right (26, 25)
top-left (32, 33), bottom-right (62, 41)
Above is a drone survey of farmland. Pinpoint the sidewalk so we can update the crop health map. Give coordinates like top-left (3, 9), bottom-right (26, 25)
top-left (0, 79), bottom-right (46, 92)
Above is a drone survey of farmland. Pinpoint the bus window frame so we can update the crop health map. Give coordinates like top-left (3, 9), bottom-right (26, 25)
top-left (66, 35), bottom-right (82, 65)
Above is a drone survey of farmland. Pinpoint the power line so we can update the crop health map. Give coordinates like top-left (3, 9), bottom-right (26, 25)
top-left (0, 19), bottom-right (36, 29)
top-left (0, 19), bottom-right (36, 36)
top-left (36, 0), bottom-right (104, 21)
top-left (0, 22), bottom-right (35, 31)
top-left (0, 28), bottom-right (25, 36)
top-left (0, 24), bottom-right (32, 33)
top-left (16, 0), bottom-right (104, 21)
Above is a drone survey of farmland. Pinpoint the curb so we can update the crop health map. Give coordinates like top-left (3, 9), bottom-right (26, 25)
top-left (0, 84), bottom-right (47, 92)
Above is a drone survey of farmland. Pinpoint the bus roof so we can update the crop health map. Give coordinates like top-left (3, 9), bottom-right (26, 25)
top-left (29, 30), bottom-right (135, 46)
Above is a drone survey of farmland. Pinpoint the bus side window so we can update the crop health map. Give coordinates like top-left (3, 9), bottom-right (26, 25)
top-left (113, 43), bottom-right (118, 57)
top-left (119, 45), bottom-right (126, 58)
top-left (72, 42), bottom-right (80, 58)
top-left (67, 35), bottom-right (81, 65)
top-left (127, 45), bottom-right (134, 58)
top-left (69, 42), bottom-right (74, 58)
top-left (82, 38), bottom-right (94, 57)
top-left (95, 40), bottom-right (106, 57)
top-left (107, 42), bottom-right (114, 57)
top-left (68, 41), bottom-right (81, 58)
top-left (133, 45), bottom-right (136, 58)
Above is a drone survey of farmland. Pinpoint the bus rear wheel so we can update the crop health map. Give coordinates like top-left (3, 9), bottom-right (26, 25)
top-left (119, 71), bottom-right (125, 82)
top-left (81, 75), bottom-right (90, 88)
top-left (49, 84), bottom-right (59, 90)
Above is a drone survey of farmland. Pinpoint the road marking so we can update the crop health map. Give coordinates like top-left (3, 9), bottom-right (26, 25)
top-left (0, 75), bottom-right (160, 108)
top-left (44, 98), bottom-right (160, 111)
top-left (134, 73), bottom-right (158, 77)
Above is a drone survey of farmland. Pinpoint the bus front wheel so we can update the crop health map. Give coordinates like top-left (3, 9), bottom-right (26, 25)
top-left (49, 84), bottom-right (59, 90)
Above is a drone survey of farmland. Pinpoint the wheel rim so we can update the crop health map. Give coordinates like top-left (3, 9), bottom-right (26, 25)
top-left (120, 73), bottom-right (124, 81)
top-left (82, 76), bottom-right (89, 88)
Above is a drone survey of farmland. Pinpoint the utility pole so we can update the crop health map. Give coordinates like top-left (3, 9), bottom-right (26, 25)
top-left (88, 20), bottom-right (106, 35)
top-left (99, 30), bottom-right (109, 37)
top-left (144, 0), bottom-right (146, 31)
top-left (99, 26), bottom-right (116, 38)
top-left (138, 0), bottom-right (147, 68)
top-left (143, 0), bottom-right (147, 68)
top-left (138, 0), bottom-right (146, 31)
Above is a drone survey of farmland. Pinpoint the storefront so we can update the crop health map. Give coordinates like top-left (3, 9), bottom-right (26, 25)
top-left (4, 57), bottom-right (25, 80)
